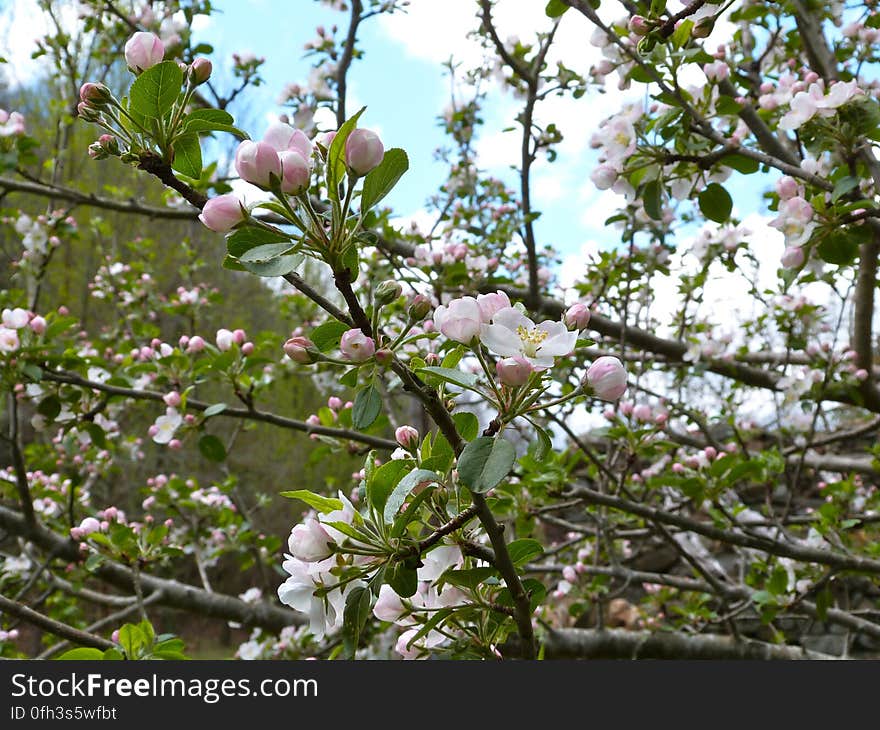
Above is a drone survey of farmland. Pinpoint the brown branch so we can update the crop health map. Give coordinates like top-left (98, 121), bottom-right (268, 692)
top-left (537, 627), bottom-right (838, 660)
top-left (336, 0), bottom-right (364, 127)
top-left (137, 153), bottom-right (208, 210)
top-left (0, 592), bottom-right (114, 651)
top-left (39, 369), bottom-right (397, 450)
top-left (567, 485), bottom-right (880, 575)
top-left (0, 503), bottom-right (301, 633)
top-left (4, 394), bottom-right (36, 529)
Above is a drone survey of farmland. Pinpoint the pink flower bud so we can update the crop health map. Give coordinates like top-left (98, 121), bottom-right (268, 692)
top-left (168, 438), bottom-right (182, 450)
top-left (216, 328), bottom-right (235, 351)
top-left (345, 128), bottom-right (384, 176)
top-left (79, 517), bottom-right (101, 535)
top-left (124, 32), bottom-right (165, 73)
top-left (79, 82), bottom-right (112, 105)
top-left (190, 57), bottom-right (213, 85)
top-left (395, 425), bottom-right (419, 450)
top-left (776, 176), bottom-right (799, 200)
top-left (408, 295), bottom-right (432, 321)
top-left (672, 462), bottom-right (685, 473)
top-left (564, 302), bottom-right (591, 331)
top-left (187, 335), bottom-right (206, 353)
top-left (585, 356), bottom-right (627, 401)
top-left (233, 329), bottom-right (246, 344)
top-left (288, 518), bottom-right (333, 562)
top-left (235, 140), bottom-right (282, 188)
top-left (29, 316), bottom-right (46, 334)
top-left (328, 396), bottom-right (343, 410)
top-left (263, 122), bottom-right (313, 160)
top-left (198, 194), bottom-right (245, 232)
top-left (855, 368), bottom-right (869, 381)
top-left (632, 404), bottom-right (652, 422)
top-left (704, 446), bottom-right (717, 460)
top-left (781, 246), bottom-right (805, 269)
top-left (163, 391), bottom-right (182, 407)
top-left (279, 151), bottom-right (310, 194)
top-left (283, 336), bottom-right (316, 363)
top-left (375, 348), bottom-right (393, 365)
top-left (496, 355), bottom-right (533, 386)
top-left (339, 328), bottom-right (375, 361)
top-left (432, 296), bottom-right (482, 344)
top-left (476, 291), bottom-right (511, 323)
top-left (628, 15), bottom-right (651, 36)
top-left (241, 342), bottom-right (255, 356)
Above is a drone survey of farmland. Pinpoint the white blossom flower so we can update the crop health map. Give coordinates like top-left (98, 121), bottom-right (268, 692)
top-left (480, 307), bottom-right (576, 370)
top-left (151, 407), bottom-right (182, 444)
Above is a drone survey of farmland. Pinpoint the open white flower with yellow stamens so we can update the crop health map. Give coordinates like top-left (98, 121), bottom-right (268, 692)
top-left (479, 307), bottom-right (577, 370)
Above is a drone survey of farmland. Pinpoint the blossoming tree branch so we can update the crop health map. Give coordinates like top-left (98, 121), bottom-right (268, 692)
top-left (0, 0), bottom-right (879, 660)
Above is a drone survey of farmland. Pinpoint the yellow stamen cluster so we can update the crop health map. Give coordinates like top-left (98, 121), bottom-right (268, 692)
top-left (517, 325), bottom-right (548, 357)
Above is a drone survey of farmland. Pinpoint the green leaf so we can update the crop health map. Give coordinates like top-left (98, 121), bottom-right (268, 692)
top-left (531, 424), bottom-right (552, 461)
top-left (352, 385), bottom-right (382, 429)
top-left (698, 183), bottom-right (733, 223)
top-left (831, 175), bottom-right (859, 202)
top-left (453, 411), bottom-right (480, 442)
top-left (384, 469), bottom-right (441, 524)
top-left (724, 153), bottom-right (760, 175)
top-left (343, 585), bottom-right (372, 646)
top-left (327, 107), bottom-right (366, 198)
top-left (118, 623), bottom-right (146, 659)
top-left (671, 19), bottom-right (693, 49)
top-left (545, 0), bottom-right (569, 17)
top-left (817, 226), bottom-right (868, 266)
top-left (441, 567), bottom-right (497, 590)
top-left (183, 110), bottom-right (249, 139)
top-left (387, 562), bottom-right (419, 598)
top-left (457, 437), bottom-right (516, 494)
top-left (417, 366), bottom-right (479, 391)
top-left (57, 647), bottom-right (105, 660)
top-left (198, 434), bottom-right (226, 462)
top-left (390, 485), bottom-right (436, 538)
top-left (238, 242), bottom-right (297, 263)
top-left (767, 566), bottom-right (789, 596)
top-left (360, 148), bottom-right (409, 211)
top-left (280, 489), bottom-right (343, 514)
top-left (202, 403), bottom-right (227, 418)
top-left (506, 538), bottom-right (544, 567)
top-left (642, 179), bottom-right (663, 220)
top-left (37, 395), bottom-right (61, 420)
top-left (85, 423), bottom-right (107, 449)
top-left (185, 108), bottom-right (233, 125)
top-left (311, 320), bottom-right (350, 352)
top-left (170, 133), bottom-right (202, 179)
top-left (129, 61), bottom-right (183, 118)
top-left (368, 460), bottom-right (411, 516)
top-left (339, 368), bottom-right (359, 388)
top-left (404, 607), bottom-right (455, 650)
top-left (226, 228), bottom-right (291, 258)
top-left (715, 95), bottom-right (743, 116)
top-left (341, 244), bottom-right (359, 280)
top-left (240, 254), bottom-right (302, 277)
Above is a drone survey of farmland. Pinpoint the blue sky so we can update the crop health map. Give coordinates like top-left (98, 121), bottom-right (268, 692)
top-left (0, 0), bottom-right (775, 282)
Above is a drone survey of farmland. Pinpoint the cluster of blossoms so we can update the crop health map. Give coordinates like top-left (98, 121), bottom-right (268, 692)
top-left (277, 491), bottom-right (466, 657)
top-left (771, 175), bottom-right (824, 267)
top-left (277, 492), bottom-right (364, 639)
top-left (200, 119), bottom-right (384, 233)
top-left (0, 307), bottom-right (46, 354)
top-left (776, 78), bottom-right (862, 131)
top-left (0, 108), bottom-right (25, 137)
